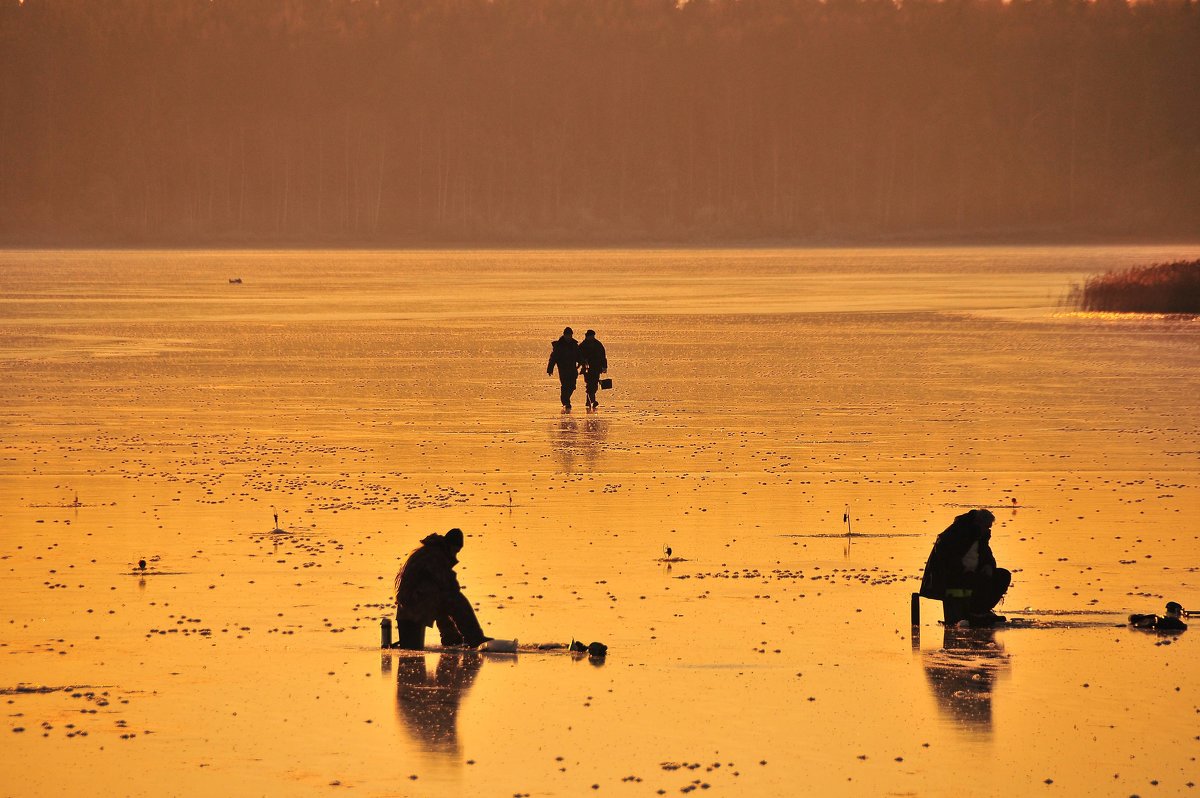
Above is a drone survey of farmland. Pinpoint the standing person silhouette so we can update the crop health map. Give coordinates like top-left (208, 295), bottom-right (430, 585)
top-left (578, 329), bottom-right (608, 409)
top-left (547, 327), bottom-right (582, 411)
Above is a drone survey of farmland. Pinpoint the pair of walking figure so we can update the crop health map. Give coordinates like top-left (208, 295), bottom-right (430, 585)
top-left (547, 327), bottom-right (607, 410)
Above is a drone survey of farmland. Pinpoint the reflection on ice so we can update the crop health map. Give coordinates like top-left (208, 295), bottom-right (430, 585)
top-left (392, 652), bottom-right (483, 756)
top-left (922, 628), bottom-right (1010, 733)
top-left (551, 414), bottom-right (609, 473)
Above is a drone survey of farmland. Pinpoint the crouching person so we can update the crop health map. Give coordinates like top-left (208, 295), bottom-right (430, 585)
top-left (919, 509), bottom-right (1011, 627)
top-left (395, 527), bottom-right (491, 649)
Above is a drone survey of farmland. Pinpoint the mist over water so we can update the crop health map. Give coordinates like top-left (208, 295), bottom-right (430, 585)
top-left (1, 247), bottom-right (1198, 797)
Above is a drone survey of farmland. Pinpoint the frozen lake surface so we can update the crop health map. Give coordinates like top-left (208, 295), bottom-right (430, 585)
top-left (1, 247), bottom-right (1198, 796)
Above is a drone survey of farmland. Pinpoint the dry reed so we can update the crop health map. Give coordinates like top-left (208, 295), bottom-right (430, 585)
top-left (1071, 259), bottom-right (1200, 314)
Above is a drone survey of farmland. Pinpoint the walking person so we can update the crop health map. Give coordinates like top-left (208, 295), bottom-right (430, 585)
top-left (547, 327), bottom-right (582, 410)
top-left (578, 329), bottom-right (607, 409)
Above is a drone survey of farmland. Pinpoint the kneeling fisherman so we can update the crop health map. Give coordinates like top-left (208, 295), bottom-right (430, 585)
top-left (394, 527), bottom-right (492, 648)
top-left (919, 509), bottom-right (1011, 627)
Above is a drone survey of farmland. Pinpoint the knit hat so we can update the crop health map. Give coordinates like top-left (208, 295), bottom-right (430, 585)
top-left (969, 509), bottom-right (995, 526)
top-left (445, 528), bottom-right (464, 549)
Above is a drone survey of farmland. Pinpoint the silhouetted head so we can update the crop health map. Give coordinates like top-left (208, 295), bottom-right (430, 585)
top-left (1166, 601), bottom-right (1184, 617)
top-left (563, 326), bottom-right (573, 336)
top-left (585, 329), bottom-right (596, 338)
top-left (445, 527), bottom-right (464, 552)
top-left (968, 509), bottom-right (995, 529)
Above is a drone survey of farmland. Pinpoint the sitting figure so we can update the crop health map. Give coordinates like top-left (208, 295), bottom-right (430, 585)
top-left (919, 509), bottom-right (1011, 627)
top-left (394, 527), bottom-right (491, 649)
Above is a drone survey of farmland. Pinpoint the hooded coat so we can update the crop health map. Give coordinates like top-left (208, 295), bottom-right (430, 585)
top-left (918, 510), bottom-right (997, 600)
top-left (578, 335), bottom-right (607, 377)
top-left (395, 532), bottom-right (465, 626)
top-left (547, 335), bottom-right (581, 381)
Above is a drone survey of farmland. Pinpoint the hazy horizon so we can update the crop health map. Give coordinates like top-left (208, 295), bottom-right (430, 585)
top-left (3, 0), bottom-right (1198, 247)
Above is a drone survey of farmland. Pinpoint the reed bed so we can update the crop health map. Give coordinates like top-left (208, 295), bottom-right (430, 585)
top-left (1072, 259), bottom-right (1200, 314)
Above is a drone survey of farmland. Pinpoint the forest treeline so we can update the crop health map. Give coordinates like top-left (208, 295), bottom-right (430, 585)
top-left (1, 0), bottom-right (1198, 245)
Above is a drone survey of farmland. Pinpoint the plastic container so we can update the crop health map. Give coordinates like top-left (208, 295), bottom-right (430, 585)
top-left (478, 638), bottom-right (518, 653)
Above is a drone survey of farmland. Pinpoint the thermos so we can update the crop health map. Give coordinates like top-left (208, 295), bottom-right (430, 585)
top-left (380, 617), bottom-right (392, 649)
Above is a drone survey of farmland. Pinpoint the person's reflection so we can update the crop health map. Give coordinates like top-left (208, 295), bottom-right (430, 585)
top-left (394, 652), bottom-right (483, 754)
top-left (551, 415), bottom-right (609, 473)
top-left (553, 415), bottom-right (579, 472)
top-left (922, 627), bottom-right (1010, 732)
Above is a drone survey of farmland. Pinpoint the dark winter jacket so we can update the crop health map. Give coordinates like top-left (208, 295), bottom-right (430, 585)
top-left (547, 335), bottom-right (581, 378)
top-left (579, 335), bottom-right (607, 376)
top-left (395, 533), bottom-right (464, 626)
top-left (918, 510), bottom-right (998, 600)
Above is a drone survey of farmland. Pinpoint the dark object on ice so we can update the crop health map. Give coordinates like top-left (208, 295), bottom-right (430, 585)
top-left (547, 328), bottom-right (582, 410)
top-left (137, 559), bottom-right (147, 572)
top-left (914, 596), bottom-right (1007, 629)
top-left (394, 528), bottom-right (490, 650)
top-left (229, 277), bottom-right (242, 284)
top-left (967, 611), bottom-right (1007, 628)
top-left (568, 639), bottom-right (607, 657)
top-left (380, 617), bottom-right (393, 649)
top-left (918, 509), bottom-right (1010, 626)
top-left (578, 329), bottom-right (608, 408)
top-left (1070, 259), bottom-right (1200, 314)
top-left (1129, 602), bottom-right (1188, 632)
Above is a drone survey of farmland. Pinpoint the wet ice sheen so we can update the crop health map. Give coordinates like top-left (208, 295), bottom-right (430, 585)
top-left (0, 247), bottom-right (1198, 797)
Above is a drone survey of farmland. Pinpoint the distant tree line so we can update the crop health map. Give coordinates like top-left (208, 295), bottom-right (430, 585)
top-left (1, 0), bottom-right (1198, 245)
